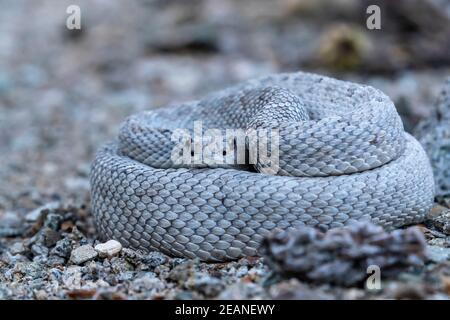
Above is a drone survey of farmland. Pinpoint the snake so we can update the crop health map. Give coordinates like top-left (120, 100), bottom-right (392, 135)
top-left (90, 72), bottom-right (435, 262)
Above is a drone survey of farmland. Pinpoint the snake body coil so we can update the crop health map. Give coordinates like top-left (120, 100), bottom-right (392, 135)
top-left (90, 72), bottom-right (435, 261)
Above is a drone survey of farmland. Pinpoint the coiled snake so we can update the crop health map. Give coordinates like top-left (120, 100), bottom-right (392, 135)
top-left (90, 72), bottom-right (435, 262)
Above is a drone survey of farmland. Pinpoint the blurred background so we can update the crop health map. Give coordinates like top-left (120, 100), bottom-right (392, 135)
top-left (0, 0), bottom-right (449, 214)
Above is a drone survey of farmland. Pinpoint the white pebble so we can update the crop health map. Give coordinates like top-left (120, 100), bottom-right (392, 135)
top-left (95, 240), bottom-right (122, 258)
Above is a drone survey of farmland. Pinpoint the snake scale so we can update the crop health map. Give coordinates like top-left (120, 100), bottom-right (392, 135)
top-left (90, 72), bottom-right (435, 262)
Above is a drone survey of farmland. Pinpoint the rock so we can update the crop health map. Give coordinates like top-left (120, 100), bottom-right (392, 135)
top-left (261, 222), bottom-right (428, 286)
top-left (70, 245), bottom-right (98, 265)
top-left (269, 279), bottom-right (333, 300)
top-left (0, 284), bottom-right (13, 300)
top-left (168, 260), bottom-right (196, 285)
top-left (235, 266), bottom-right (249, 277)
top-left (9, 242), bottom-right (26, 255)
top-left (32, 255), bottom-right (48, 265)
top-left (0, 250), bottom-right (28, 266)
top-left (425, 205), bottom-right (450, 235)
top-left (0, 211), bottom-right (22, 228)
top-left (62, 266), bottom-right (83, 290)
top-left (31, 244), bottom-right (49, 257)
top-left (25, 202), bottom-right (59, 222)
top-left (386, 283), bottom-right (429, 300)
top-left (0, 227), bottom-right (24, 237)
top-left (42, 213), bottom-right (64, 232)
top-left (93, 289), bottom-right (127, 300)
top-left (66, 288), bottom-right (97, 300)
top-left (174, 291), bottom-right (195, 300)
top-left (427, 246), bottom-right (450, 263)
top-left (94, 240), bottom-right (122, 258)
top-left (34, 289), bottom-right (48, 300)
top-left (143, 251), bottom-right (168, 268)
top-left (109, 257), bottom-right (133, 274)
top-left (0, 211), bottom-right (25, 237)
top-left (218, 282), bottom-right (266, 300)
top-left (49, 268), bottom-right (63, 282)
top-left (186, 274), bottom-right (225, 298)
top-left (13, 261), bottom-right (45, 280)
top-left (69, 226), bottom-right (87, 242)
top-left (41, 227), bottom-right (61, 247)
top-left (26, 212), bottom-right (63, 249)
top-left (46, 255), bottom-right (66, 267)
top-left (131, 272), bottom-right (165, 293)
top-left (122, 248), bottom-right (168, 269)
top-left (117, 271), bottom-right (135, 282)
top-left (50, 238), bottom-right (72, 259)
top-left (415, 78), bottom-right (450, 197)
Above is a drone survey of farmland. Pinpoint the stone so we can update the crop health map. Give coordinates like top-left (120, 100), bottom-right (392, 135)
top-left (95, 240), bottom-right (122, 258)
top-left (0, 211), bottom-right (22, 228)
top-left (427, 246), bottom-right (450, 263)
top-left (31, 244), bottom-right (49, 257)
top-left (186, 274), bottom-right (225, 298)
top-left (122, 248), bottom-right (168, 269)
top-left (261, 223), bottom-right (428, 286)
top-left (131, 272), bottom-right (165, 292)
top-left (41, 227), bottom-right (61, 247)
top-left (425, 205), bottom-right (450, 235)
top-left (62, 266), bottom-right (83, 290)
top-left (50, 238), bottom-right (72, 259)
top-left (25, 202), bottom-right (59, 222)
top-left (143, 251), bottom-right (168, 268)
top-left (0, 211), bottom-right (24, 237)
top-left (415, 78), bottom-right (450, 197)
top-left (9, 242), bottom-right (27, 255)
top-left (70, 245), bottom-right (98, 265)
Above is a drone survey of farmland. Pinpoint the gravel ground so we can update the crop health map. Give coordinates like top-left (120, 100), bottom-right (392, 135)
top-left (0, 0), bottom-right (450, 299)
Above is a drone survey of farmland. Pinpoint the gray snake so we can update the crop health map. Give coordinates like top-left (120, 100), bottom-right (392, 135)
top-left (90, 72), bottom-right (435, 262)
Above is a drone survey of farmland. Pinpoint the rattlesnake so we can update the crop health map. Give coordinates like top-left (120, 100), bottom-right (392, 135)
top-left (90, 72), bottom-right (435, 262)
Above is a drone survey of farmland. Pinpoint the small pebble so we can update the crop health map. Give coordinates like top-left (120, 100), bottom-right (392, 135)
top-left (425, 205), bottom-right (450, 235)
top-left (0, 211), bottom-right (22, 228)
top-left (9, 242), bottom-right (26, 255)
top-left (187, 274), bottom-right (225, 298)
top-left (122, 248), bottom-right (168, 268)
top-left (62, 266), bottom-right (83, 290)
top-left (25, 202), bottom-right (59, 222)
top-left (41, 228), bottom-right (61, 247)
top-left (31, 244), bottom-right (49, 257)
top-left (50, 238), bottom-right (72, 259)
top-left (95, 240), bottom-right (122, 258)
top-left (427, 246), bottom-right (450, 263)
top-left (70, 245), bottom-right (98, 265)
